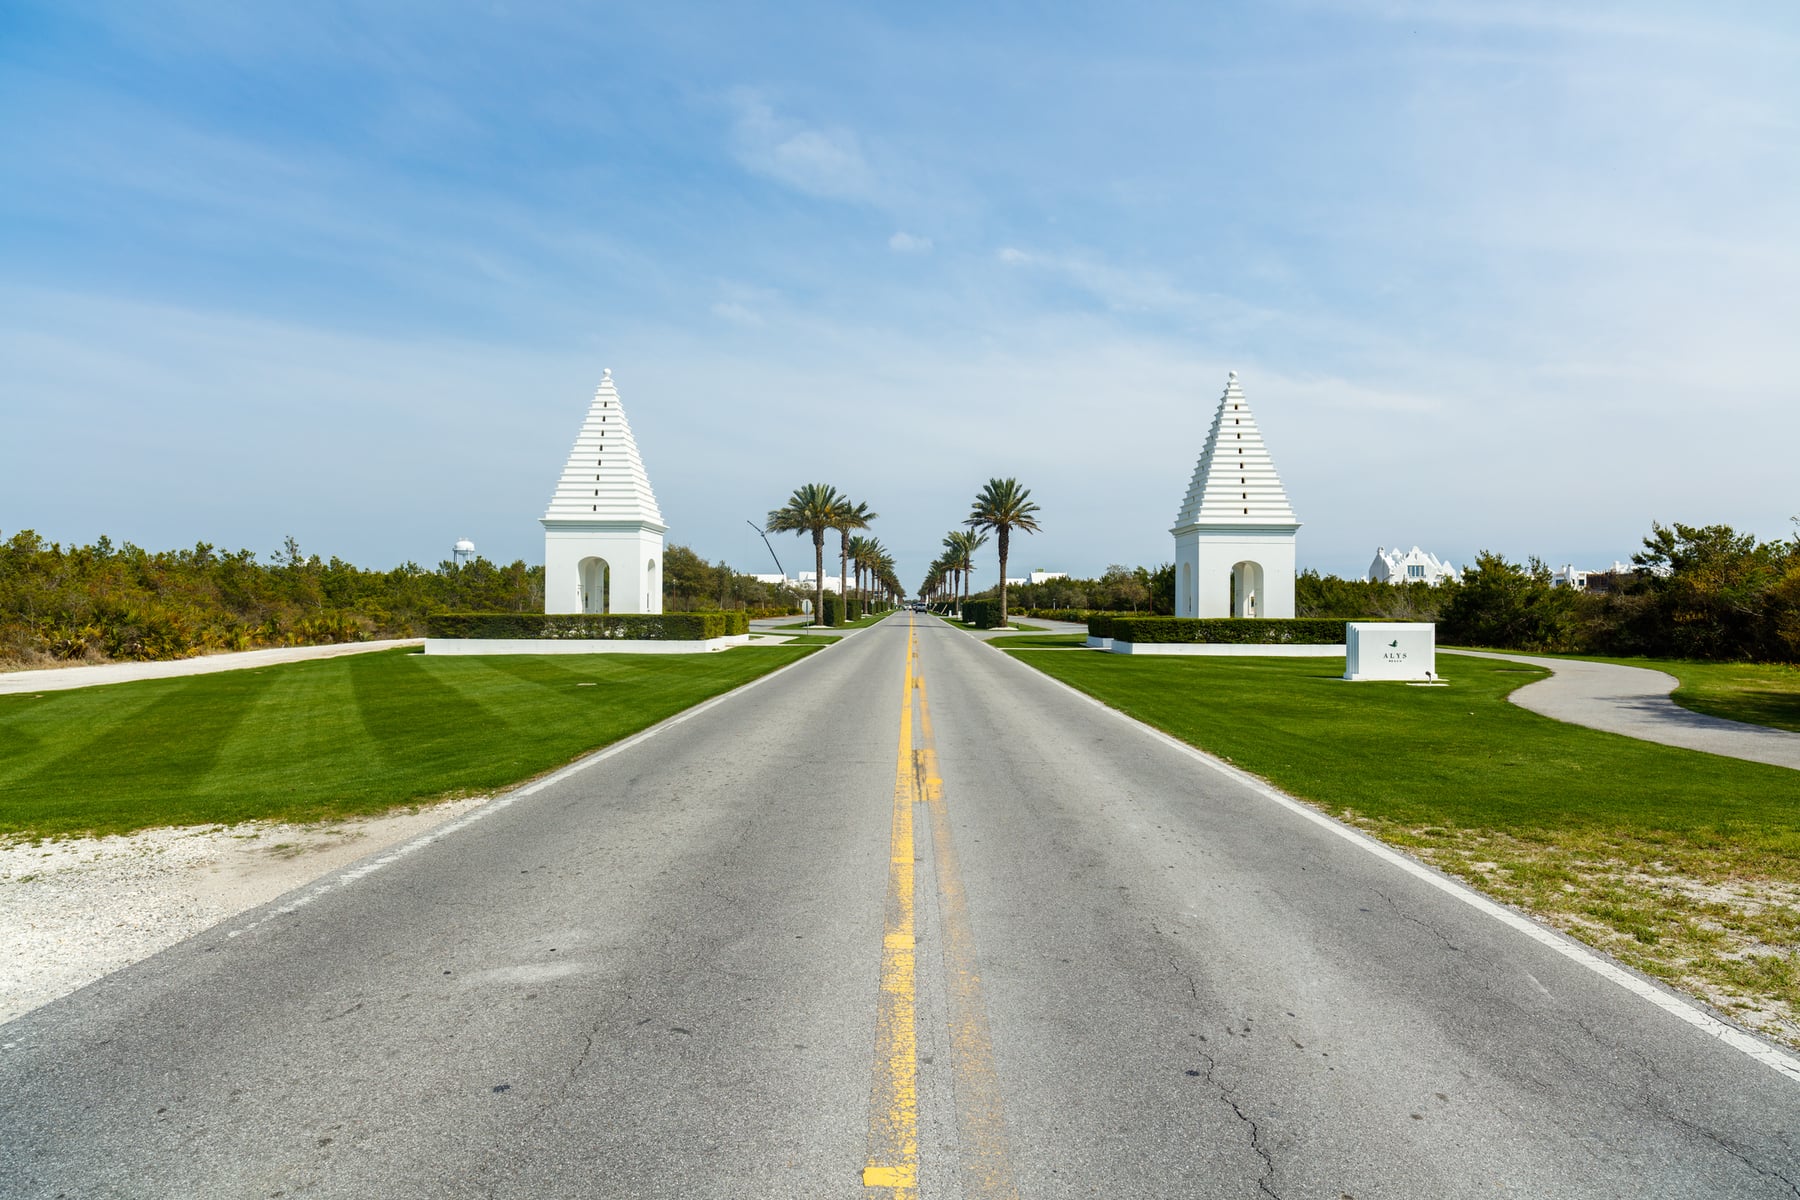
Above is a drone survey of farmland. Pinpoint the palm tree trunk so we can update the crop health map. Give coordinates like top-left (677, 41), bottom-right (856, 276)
top-left (997, 527), bottom-right (1011, 626)
top-left (839, 531), bottom-right (850, 620)
top-left (813, 531), bottom-right (826, 625)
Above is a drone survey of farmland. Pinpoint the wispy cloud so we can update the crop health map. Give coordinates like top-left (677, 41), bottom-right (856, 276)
top-left (727, 91), bottom-right (879, 203)
top-left (994, 245), bottom-right (1255, 323)
top-left (888, 231), bottom-right (933, 253)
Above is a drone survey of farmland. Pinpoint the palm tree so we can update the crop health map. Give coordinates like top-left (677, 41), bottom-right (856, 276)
top-left (848, 534), bottom-right (881, 609)
top-left (951, 529), bottom-right (988, 613)
top-left (865, 539), bottom-right (892, 611)
top-left (923, 557), bottom-right (950, 608)
top-left (833, 500), bottom-right (877, 620)
top-left (767, 483), bottom-right (845, 625)
top-left (967, 477), bottom-right (1042, 627)
top-left (939, 533), bottom-right (962, 608)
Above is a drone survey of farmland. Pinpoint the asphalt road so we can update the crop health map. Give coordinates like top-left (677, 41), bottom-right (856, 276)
top-left (3, 615), bottom-right (1797, 1198)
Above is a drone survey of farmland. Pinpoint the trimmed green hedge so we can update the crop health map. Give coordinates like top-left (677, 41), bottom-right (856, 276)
top-left (426, 611), bottom-right (749, 640)
top-left (1107, 617), bottom-right (1349, 645)
top-left (962, 599), bottom-right (1001, 629)
top-left (1086, 614), bottom-right (1116, 639)
top-left (822, 594), bottom-right (844, 627)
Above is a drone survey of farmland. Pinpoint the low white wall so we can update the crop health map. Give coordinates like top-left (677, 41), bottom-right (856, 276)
top-left (425, 637), bottom-right (735, 655)
top-left (1086, 635), bottom-right (1113, 649)
top-left (1110, 641), bottom-right (1345, 657)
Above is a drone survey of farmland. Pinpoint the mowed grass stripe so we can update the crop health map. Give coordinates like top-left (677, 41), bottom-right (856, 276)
top-left (0, 646), bottom-right (815, 839)
top-left (196, 658), bottom-right (396, 817)
top-left (7, 671), bottom-right (276, 815)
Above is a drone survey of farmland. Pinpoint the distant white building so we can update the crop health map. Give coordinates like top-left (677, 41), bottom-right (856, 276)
top-left (1553, 561), bottom-right (1644, 590)
top-left (1368, 546), bottom-right (1461, 587)
top-left (1028, 570), bottom-right (1068, 585)
top-left (795, 571), bottom-right (847, 594)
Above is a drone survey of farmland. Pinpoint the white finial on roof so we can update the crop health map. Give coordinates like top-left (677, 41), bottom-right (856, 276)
top-left (603, 368), bottom-right (612, 380)
top-left (1228, 369), bottom-right (1238, 380)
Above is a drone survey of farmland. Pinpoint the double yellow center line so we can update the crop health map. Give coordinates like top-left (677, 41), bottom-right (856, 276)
top-left (864, 615), bottom-right (1017, 1198)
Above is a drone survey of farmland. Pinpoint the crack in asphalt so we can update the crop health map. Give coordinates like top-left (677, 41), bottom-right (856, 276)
top-left (1161, 950), bottom-right (1283, 1197)
top-left (1573, 1016), bottom-right (1800, 1197)
top-left (484, 1018), bottom-right (603, 1193)
top-left (1372, 886), bottom-right (1467, 956)
top-left (1660, 1106), bottom-right (1800, 1198)
top-left (1371, 885), bottom-right (1505, 973)
top-left (1195, 1041), bottom-right (1282, 1200)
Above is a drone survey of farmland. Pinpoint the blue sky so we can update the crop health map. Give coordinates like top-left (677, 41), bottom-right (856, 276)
top-left (4, 2), bottom-right (1796, 589)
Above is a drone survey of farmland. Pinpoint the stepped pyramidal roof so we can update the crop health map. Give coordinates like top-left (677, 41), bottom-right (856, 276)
top-left (542, 370), bottom-right (666, 529)
top-left (1172, 372), bottom-right (1299, 531)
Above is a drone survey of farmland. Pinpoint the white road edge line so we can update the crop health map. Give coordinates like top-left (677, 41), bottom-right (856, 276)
top-left (1007, 649), bottom-right (1800, 1085)
top-left (223, 646), bottom-right (828, 941)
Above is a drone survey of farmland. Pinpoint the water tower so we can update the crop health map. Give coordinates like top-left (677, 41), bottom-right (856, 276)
top-left (453, 538), bottom-right (475, 568)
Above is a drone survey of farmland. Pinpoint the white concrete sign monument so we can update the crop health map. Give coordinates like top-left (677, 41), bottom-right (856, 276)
top-left (1344, 622), bottom-right (1438, 681)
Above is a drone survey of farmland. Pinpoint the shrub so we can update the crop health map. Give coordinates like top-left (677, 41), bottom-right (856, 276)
top-left (1108, 617), bottom-right (1352, 645)
top-left (822, 594), bottom-right (843, 627)
top-left (962, 599), bottom-right (1000, 628)
top-left (426, 612), bottom-right (741, 640)
top-left (1086, 614), bottom-right (1116, 639)
top-left (1027, 608), bottom-right (1091, 623)
top-left (846, 597), bottom-right (863, 621)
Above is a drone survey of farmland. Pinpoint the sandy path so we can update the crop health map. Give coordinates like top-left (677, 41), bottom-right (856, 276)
top-left (0, 639), bottom-right (424, 696)
top-left (1446, 650), bottom-right (1800, 770)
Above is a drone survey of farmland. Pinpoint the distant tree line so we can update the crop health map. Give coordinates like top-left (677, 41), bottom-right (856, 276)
top-left (1434, 522), bottom-right (1800, 661)
top-left (659, 544), bottom-right (806, 614)
top-left (0, 530), bottom-right (807, 667)
top-left (965, 520), bottom-right (1800, 663)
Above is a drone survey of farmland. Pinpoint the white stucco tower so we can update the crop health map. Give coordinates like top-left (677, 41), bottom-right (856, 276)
top-left (542, 370), bottom-right (666, 615)
top-left (1171, 372), bottom-right (1300, 619)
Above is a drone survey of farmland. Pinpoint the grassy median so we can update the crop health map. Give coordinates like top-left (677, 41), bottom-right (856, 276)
top-left (0, 646), bottom-right (814, 839)
top-left (1007, 649), bottom-right (1800, 1046)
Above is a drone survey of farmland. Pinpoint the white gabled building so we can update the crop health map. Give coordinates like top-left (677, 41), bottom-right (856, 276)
top-left (1172, 372), bottom-right (1300, 618)
top-left (1368, 546), bottom-right (1462, 587)
top-left (542, 370), bottom-right (667, 615)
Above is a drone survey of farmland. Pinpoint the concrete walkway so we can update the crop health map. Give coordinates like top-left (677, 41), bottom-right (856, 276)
top-left (0, 639), bottom-right (423, 696)
top-left (1446, 650), bottom-right (1800, 771)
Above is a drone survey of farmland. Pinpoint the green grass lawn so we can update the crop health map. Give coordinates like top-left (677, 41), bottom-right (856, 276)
top-left (0, 646), bottom-right (814, 840)
top-left (1008, 649), bottom-right (1800, 1044)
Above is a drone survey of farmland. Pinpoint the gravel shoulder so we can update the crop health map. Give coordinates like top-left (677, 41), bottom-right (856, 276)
top-left (0, 797), bottom-right (486, 1024)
